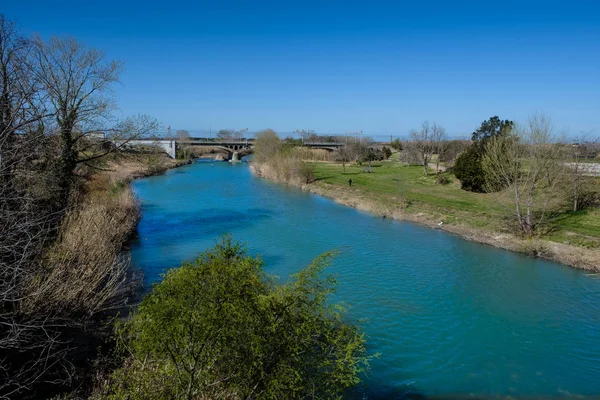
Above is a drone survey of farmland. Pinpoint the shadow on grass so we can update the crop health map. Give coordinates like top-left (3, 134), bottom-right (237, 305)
top-left (314, 176), bottom-right (335, 181)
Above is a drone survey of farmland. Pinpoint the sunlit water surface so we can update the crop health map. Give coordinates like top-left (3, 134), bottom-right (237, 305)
top-left (130, 160), bottom-right (600, 399)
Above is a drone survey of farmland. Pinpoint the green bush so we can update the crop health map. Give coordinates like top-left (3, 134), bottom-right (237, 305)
top-left (102, 237), bottom-right (370, 399)
top-left (435, 174), bottom-right (451, 185)
top-left (390, 138), bottom-right (403, 151)
top-left (453, 144), bottom-right (486, 192)
top-left (382, 146), bottom-right (392, 159)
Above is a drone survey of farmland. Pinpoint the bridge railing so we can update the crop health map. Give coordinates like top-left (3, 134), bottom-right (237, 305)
top-left (176, 139), bottom-right (254, 145)
top-left (303, 142), bottom-right (344, 146)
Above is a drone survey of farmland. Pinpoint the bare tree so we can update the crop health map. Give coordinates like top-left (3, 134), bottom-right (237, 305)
top-left (0, 17), bottom-right (159, 397)
top-left (431, 122), bottom-right (447, 173)
top-left (175, 129), bottom-right (190, 141)
top-left (439, 140), bottom-right (470, 168)
top-left (31, 35), bottom-right (123, 196)
top-left (216, 129), bottom-right (231, 140)
top-left (254, 129), bottom-right (282, 163)
top-left (0, 16), bottom-right (72, 397)
top-left (294, 129), bottom-right (315, 145)
top-left (409, 121), bottom-right (434, 175)
top-left (174, 129), bottom-right (191, 159)
top-left (561, 132), bottom-right (600, 211)
top-left (336, 146), bottom-right (352, 173)
top-left (482, 113), bottom-right (565, 236)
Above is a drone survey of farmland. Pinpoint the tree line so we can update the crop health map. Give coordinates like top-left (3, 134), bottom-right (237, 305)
top-left (340, 114), bottom-right (599, 238)
top-left (0, 14), bottom-right (158, 397)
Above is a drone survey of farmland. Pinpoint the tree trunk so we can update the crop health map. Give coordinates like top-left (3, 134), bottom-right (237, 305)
top-left (58, 122), bottom-right (77, 201)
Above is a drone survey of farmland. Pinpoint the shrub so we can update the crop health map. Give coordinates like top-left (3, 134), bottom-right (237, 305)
top-left (298, 161), bottom-right (315, 183)
top-left (454, 144), bottom-right (486, 192)
top-left (435, 174), bottom-right (451, 185)
top-left (390, 138), bottom-right (403, 151)
top-left (382, 146), bottom-right (392, 159)
top-left (253, 130), bottom-right (319, 185)
top-left (100, 237), bottom-right (370, 399)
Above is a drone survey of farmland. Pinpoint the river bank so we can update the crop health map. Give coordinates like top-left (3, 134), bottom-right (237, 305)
top-left (251, 162), bottom-right (600, 271)
top-left (53, 153), bottom-right (192, 313)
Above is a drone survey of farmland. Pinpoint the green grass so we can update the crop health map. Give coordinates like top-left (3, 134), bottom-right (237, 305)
top-left (311, 161), bottom-right (600, 248)
top-left (547, 209), bottom-right (600, 248)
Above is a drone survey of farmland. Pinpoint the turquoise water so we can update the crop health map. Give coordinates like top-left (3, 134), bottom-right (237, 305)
top-left (130, 160), bottom-right (600, 399)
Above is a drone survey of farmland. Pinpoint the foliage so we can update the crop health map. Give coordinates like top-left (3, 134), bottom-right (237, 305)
top-left (472, 116), bottom-right (514, 143)
top-left (482, 113), bottom-right (565, 236)
top-left (253, 130), bottom-right (318, 185)
top-left (103, 237), bottom-right (369, 399)
top-left (361, 148), bottom-right (386, 164)
top-left (382, 146), bottom-right (392, 159)
top-left (298, 161), bottom-right (316, 183)
top-left (390, 138), bottom-right (403, 151)
top-left (283, 136), bottom-right (302, 147)
top-left (435, 174), bottom-right (451, 185)
top-left (254, 129), bottom-right (282, 163)
top-left (454, 116), bottom-right (514, 192)
top-left (453, 144), bottom-right (487, 192)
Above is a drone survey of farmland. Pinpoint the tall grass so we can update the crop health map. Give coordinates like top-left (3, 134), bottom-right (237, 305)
top-left (293, 147), bottom-right (336, 162)
top-left (24, 173), bottom-right (140, 317)
top-left (252, 130), bottom-right (315, 185)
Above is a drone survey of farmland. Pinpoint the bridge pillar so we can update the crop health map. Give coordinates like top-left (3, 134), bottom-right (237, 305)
top-left (231, 151), bottom-right (240, 162)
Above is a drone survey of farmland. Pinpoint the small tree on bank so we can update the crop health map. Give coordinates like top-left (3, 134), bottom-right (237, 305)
top-left (562, 132), bottom-right (600, 211)
top-left (104, 238), bottom-right (370, 399)
top-left (409, 121), bottom-right (434, 175)
top-left (455, 116), bottom-right (514, 192)
top-left (482, 113), bottom-right (564, 236)
top-left (431, 122), bottom-right (447, 173)
top-left (454, 144), bottom-right (487, 192)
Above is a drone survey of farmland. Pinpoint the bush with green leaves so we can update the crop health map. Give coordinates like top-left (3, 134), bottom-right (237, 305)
top-left (390, 138), bottom-right (403, 151)
top-left (435, 174), bottom-right (451, 185)
top-left (382, 146), bottom-right (392, 159)
top-left (454, 116), bottom-right (514, 192)
top-left (453, 144), bottom-right (486, 192)
top-left (102, 237), bottom-right (369, 399)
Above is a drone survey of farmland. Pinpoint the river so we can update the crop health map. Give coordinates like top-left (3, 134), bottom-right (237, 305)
top-left (130, 160), bottom-right (600, 399)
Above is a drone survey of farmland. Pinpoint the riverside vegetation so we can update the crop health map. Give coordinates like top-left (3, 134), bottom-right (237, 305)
top-left (250, 117), bottom-right (600, 270)
top-left (1, 15), bottom-right (370, 398)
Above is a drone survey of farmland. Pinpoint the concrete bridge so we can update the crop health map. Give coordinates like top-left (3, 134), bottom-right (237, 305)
top-left (121, 139), bottom-right (343, 159)
top-left (302, 142), bottom-right (344, 151)
top-left (121, 139), bottom-right (254, 160)
top-left (117, 139), bottom-right (177, 158)
top-left (180, 139), bottom-right (254, 160)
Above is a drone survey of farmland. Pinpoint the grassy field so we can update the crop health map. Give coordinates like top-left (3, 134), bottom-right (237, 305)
top-left (311, 161), bottom-right (600, 249)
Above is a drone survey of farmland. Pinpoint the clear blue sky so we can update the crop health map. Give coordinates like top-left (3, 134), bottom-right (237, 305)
top-left (4, 0), bottom-right (599, 137)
